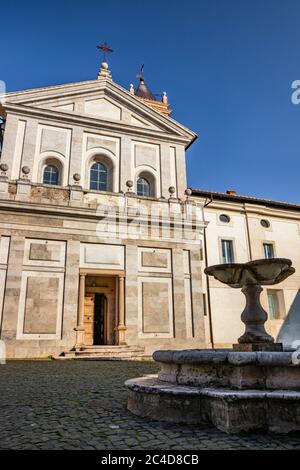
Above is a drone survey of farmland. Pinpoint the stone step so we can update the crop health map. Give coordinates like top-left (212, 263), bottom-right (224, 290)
top-left (58, 345), bottom-right (150, 361)
top-left (76, 345), bottom-right (144, 353)
top-left (58, 354), bottom-right (152, 361)
top-left (63, 351), bottom-right (144, 358)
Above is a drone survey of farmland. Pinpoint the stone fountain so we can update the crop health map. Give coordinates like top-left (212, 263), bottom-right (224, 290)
top-left (126, 258), bottom-right (300, 434)
top-left (206, 258), bottom-right (295, 351)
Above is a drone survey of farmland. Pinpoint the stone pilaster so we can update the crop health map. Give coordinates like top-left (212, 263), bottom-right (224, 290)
top-left (172, 248), bottom-right (187, 340)
top-left (0, 114), bottom-right (19, 180)
top-left (1, 236), bottom-right (25, 344)
top-left (174, 145), bottom-right (187, 199)
top-left (190, 246), bottom-right (205, 341)
top-left (68, 127), bottom-right (83, 186)
top-left (120, 136), bottom-right (132, 193)
top-left (160, 143), bottom-right (172, 199)
top-left (20, 118), bottom-right (38, 173)
top-left (63, 240), bottom-right (80, 349)
top-left (124, 244), bottom-right (138, 345)
top-left (74, 273), bottom-right (86, 350)
top-left (117, 275), bottom-right (127, 345)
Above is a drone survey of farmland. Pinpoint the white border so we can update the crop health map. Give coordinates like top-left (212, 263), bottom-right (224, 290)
top-left (80, 243), bottom-right (125, 270)
top-left (138, 247), bottom-right (171, 273)
top-left (131, 140), bottom-right (161, 198)
top-left (16, 271), bottom-right (64, 340)
top-left (32, 123), bottom-right (72, 186)
top-left (138, 276), bottom-right (174, 338)
top-left (23, 239), bottom-right (66, 267)
top-left (81, 132), bottom-right (120, 192)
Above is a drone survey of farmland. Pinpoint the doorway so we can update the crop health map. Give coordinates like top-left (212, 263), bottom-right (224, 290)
top-left (94, 293), bottom-right (107, 345)
top-left (83, 275), bottom-right (117, 346)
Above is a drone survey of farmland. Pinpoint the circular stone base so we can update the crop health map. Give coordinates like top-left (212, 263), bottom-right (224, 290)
top-left (125, 375), bottom-right (300, 434)
top-left (153, 349), bottom-right (300, 390)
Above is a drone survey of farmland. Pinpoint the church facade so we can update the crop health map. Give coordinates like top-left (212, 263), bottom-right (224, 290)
top-left (0, 60), bottom-right (206, 358)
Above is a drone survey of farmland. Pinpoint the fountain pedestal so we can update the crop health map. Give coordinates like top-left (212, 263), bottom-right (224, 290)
top-left (233, 284), bottom-right (283, 351)
top-left (125, 259), bottom-right (300, 434)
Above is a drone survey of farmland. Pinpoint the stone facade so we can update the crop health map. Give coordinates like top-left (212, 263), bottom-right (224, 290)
top-left (0, 62), bottom-right (206, 358)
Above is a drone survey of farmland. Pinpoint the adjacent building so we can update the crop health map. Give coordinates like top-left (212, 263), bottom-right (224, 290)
top-left (195, 189), bottom-right (300, 349)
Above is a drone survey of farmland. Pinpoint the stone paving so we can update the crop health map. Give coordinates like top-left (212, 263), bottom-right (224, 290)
top-left (0, 360), bottom-right (300, 450)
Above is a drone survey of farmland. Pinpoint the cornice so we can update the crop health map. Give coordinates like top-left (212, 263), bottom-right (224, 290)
top-left (4, 103), bottom-right (192, 147)
top-left (0, 199), bottom-right (206, 232)
top-left (2, 79), bottom-right (197, 144)
top-left (198, 198), bottom-right (300, 221)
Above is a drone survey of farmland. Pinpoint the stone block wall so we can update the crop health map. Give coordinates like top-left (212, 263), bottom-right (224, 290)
top-left (0, 189), bottom-right (205, 358)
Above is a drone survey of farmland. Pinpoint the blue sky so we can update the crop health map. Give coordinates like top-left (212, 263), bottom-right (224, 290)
top-left (2, 0), bottom-right (300, 202)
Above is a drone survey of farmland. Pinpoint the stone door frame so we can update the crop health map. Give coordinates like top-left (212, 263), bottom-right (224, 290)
top-left (75, 268), bottom-right (126, 349)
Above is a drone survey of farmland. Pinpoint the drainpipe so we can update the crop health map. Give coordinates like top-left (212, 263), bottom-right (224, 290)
top-left (244, 203), bottom-right (253, 261)
top-left (203, 195), bottom-right (214, 348)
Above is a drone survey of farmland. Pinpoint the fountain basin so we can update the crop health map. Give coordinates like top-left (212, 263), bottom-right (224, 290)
top-left (125, 349), bottom-right (300, 434)
top-left (126, 374), bottom-right (300, 434)
top-left (204, 258), bottom-right (295, 288)
top-left (153, 349), bottom-right (300, 390)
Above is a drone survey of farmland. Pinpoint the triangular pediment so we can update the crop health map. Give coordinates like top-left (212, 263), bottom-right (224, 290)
top-left (1, 77), bottom-right (196, 144)
top-left (28, 89), bottom-right (160, 130)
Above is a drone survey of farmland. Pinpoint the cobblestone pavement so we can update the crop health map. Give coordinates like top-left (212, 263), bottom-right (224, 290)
top-left (0, 360), bottom-right (300, 450)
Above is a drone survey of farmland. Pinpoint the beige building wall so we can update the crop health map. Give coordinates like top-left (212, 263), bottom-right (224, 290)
top-left (198, 197), bottom-right (300, 349)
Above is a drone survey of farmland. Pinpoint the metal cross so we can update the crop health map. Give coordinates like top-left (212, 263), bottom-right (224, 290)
top-left (96, 42), bottom-right (113, 61)
top-left (136, 64), bottom-right (145, 80)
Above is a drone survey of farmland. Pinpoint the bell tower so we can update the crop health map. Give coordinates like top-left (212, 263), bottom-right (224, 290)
top-left (130, 67), bottom-right (171, 116)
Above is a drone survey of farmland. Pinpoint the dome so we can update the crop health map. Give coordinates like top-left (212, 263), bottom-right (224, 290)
top-left (135, 76), bottom-right (157, 101)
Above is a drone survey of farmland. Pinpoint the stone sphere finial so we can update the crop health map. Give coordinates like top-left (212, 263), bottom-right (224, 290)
top-left (168, 186), bottom-right (176, 196)
top-left (73, 173), bottom-right (81, 184)
top-left (21, 166), bottom-right (30, 176)
top-left (101, 61), bottom-right (108, 70)
top-left (126, 180), bottom-right (134, 190)
top-left (185, 188), bottom-right (192, 197)
top-left (0, 163), bottom-right (8, 175)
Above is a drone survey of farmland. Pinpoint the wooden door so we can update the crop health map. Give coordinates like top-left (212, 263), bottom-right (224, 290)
top-left (84, 294), bottom-right (95, 346)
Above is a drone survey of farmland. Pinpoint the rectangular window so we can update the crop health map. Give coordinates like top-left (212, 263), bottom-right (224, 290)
top-left (221, 239), bottom-right (234, 264)
top-left (267, 292), bottom-right (277, 319)
top-left (263, 243), bottom-right (274, 259)
top-left (202, 293), bottom-right (207, 316)
top-left (267, 289), bottom-right (285, 320)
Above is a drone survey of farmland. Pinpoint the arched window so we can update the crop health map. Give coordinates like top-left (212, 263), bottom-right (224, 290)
top-left (90, 162), bottom-right (108, 191)
top-left (137, 177), bottom-right (150, 197)
top-left (43, 165), bottom-right (59, 185)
